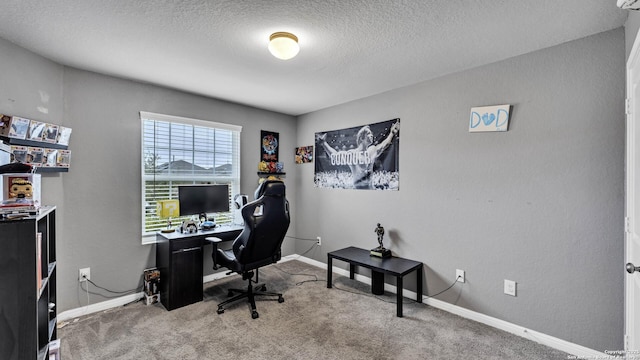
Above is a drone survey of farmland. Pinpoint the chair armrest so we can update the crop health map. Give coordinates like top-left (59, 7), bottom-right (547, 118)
top-left (205, 237), bottom-right (223, 270)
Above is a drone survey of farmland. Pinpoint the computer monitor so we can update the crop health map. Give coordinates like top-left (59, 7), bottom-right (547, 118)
top-left (178, 184), bottom-right (230, 216)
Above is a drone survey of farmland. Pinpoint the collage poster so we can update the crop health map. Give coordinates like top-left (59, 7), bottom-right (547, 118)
top-left (314, 118), bottom-right (400, 190)
top-left (295, 146), bottom-right (313, 164)
top-left (261, 130), bottom-right (279, 163)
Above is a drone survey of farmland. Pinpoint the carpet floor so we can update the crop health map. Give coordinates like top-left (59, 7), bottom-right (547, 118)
top-left (59, 259), bottom-right (569, 359)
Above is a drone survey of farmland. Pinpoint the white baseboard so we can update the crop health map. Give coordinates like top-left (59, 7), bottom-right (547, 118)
top-left (59, 255), bottom-right (300, 322)
top-left (58, 292), bottom-right (144, 322)
top-left (57, 254), bottom-right (605, 358)
top-left (295, 255), bottom-right (606, 358)
top-left (203, 269), bottom-right (234, 283)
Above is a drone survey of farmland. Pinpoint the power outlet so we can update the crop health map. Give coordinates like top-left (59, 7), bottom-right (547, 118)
top-left (79, 268), bottom-right (91, 282)
top-left (504, 279), bottom-right (516, 296)
top-left (316, 236), bottom-right (322, 246)
top-left (456, 269), bottom-right (465, 283)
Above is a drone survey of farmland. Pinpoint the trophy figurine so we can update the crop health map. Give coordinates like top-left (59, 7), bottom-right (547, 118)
top-left (371, 223), bottom-right (391, 258)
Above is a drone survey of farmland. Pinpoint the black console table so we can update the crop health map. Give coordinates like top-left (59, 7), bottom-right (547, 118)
top-left (156, 225), bottom-right (242, 310)
top-left (327, 246), bottom-right (423, 317)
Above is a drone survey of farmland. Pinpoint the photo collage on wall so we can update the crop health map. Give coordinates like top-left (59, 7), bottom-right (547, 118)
top-left (314, 118), bottom-right (400, 190)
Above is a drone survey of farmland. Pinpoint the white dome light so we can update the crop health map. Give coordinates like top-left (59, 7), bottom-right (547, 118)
top-left (268, 32), bottom-right (300, 60)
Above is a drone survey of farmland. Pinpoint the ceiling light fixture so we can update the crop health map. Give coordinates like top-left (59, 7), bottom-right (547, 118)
top-left (268, 32), bottom-right (299, 60)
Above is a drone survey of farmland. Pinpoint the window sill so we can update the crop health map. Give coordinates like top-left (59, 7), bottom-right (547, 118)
top-left (142, 234), bottom-right (157, 245)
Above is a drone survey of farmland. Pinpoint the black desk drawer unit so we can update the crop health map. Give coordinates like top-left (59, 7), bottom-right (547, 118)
top-left (157, 236), bottom-right (205, 311)
top-left (169, 243), bottom-right (202, 310)
top-left (156, 226), bottom-right (242, 311)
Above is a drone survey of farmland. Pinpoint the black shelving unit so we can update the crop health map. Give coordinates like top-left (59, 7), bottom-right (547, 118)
top-left (0, 206), bottom-right (57, 360)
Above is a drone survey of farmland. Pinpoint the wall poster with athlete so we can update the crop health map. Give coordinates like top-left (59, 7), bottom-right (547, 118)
top-left (314, 118), bottom-right (400, 190)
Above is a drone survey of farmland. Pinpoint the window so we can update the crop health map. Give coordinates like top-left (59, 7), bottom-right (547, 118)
top-left (140, 112), bottom-right (241, 244)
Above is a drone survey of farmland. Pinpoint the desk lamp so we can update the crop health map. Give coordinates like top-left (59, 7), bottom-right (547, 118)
top-left (156, 199), bottom-right (180, 233)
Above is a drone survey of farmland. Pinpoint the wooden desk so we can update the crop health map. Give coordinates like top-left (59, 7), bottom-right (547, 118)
top-left (156, 225), bottom-right (242, 311)
top-left (327, 246), bottom-right (423, 317)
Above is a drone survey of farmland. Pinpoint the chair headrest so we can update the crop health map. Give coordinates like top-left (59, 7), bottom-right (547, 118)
top-left (254, 180), bottom-right (285, 199)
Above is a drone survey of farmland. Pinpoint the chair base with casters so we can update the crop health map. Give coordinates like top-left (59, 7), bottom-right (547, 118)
top-left (216, 269), bottom-right (284, 319)
top-left (210, 180), bottom-right (291, 319)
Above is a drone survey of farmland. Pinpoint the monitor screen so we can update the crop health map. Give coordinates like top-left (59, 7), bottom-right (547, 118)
top-left (178, 184), bottom-right (230, 216)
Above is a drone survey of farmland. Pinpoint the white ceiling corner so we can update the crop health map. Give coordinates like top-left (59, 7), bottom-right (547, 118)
top-left (0, 0), bottom-right (628, 116)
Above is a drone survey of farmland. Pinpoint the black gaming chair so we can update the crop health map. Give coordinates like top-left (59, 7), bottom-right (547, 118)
top-left (212, 180), bottom-right (290, 319)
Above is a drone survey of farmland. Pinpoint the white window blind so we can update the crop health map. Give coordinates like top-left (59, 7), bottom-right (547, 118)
top-left (140, 112), bottom-right (241, 244)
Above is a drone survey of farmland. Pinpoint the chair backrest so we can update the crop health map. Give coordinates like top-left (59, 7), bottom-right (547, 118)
top-left (232, 180), bottom-right (290, 269)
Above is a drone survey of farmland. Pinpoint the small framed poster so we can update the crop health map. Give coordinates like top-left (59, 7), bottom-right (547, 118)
top-left (295, 146), bottom-right (313, 164)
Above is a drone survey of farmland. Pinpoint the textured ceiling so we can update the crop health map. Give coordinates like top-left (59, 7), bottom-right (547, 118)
top-left (0, 1), bottom-right (628, 116)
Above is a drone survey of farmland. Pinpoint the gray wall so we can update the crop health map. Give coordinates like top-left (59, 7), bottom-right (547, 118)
top-left (0, 36), bottom-right (297, 312)
top-left (295, 28), bottom-right (625, 351)
top-left (0, 26), bottom-right (626, 352)
top-left (59, 68), bottom-right (297, 312)
top-left (0, 35), bottom-right (66, 239)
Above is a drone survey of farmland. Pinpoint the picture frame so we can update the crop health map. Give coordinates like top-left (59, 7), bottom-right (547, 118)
top-left (295, 145), bottom-right (313, 164)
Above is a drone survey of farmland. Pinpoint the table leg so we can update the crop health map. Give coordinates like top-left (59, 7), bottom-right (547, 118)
top-left (371, 270), bottom-right (384, 295)
top-left (349, 264), bottom-right (355, 279)
top-left (327, 256), bottom-right (333, 288)
top-left (396, 276), bottom-right (403, 317)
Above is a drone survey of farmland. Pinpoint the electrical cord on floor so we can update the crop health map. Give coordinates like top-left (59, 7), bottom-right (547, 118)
top-left (62, 277), bottom-right (144, 328)
top-left (273, 264), bottom-right (321, 286)
top-left (284, 235), bottom-right (318, 242)
top-left (121, 296), bottom-right (144, 307)
top-left (278, 236), bottom-right (463, 301)
top-left (426, 275), bottom-right (462, 298)
top-left (80, 282), bottom-right (132, 299)
top-left (297, 242), bottom-right (320, 257)
top-left (329, 282), bottom-right (413, 304)
top-left (280, 238), bottom-right (320, 260)
top-left (86, 278), bottom-right (142, 294)
top-left (84, 278), bottom-right (90, 312)
top-left (272, 238), bottom-right (324, 285)
top-left (331, 275), bottom-right (463, 305)
top-left (79, 277), bottom-right (143, 299)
